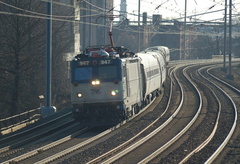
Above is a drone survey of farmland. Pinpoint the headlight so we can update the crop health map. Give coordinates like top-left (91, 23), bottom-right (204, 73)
top-left (77, 93), bottom-right (82, 98)
top-left (92, 79), bottom-right (100, 86)
top-left (110, 90), bottom-right (119, 96)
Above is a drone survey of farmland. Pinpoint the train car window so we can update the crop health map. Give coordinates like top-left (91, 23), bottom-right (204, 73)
top-left (75, 67), bottom-right (92, 81)
top-left (99, 66), bottom-right (117, 79)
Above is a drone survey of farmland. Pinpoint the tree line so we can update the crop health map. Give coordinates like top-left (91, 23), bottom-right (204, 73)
top-left (0, 0), bottom-right (73, 118)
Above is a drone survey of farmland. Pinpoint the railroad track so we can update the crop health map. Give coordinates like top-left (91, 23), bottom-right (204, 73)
top-left (81, 64), bottom-right (202, 164)
top-left (0, 111), bottom-right (71, 147)
top-left (1, 60), bottom-right (240, 163)
top-left (69, 62), bottom-right (238, 164)
top-left (84, 66), bottom-right (178, 164)
top-left (159, 63), bottom-right (238, 163)
top-left (1, 81), bottom-right (168, 164)
top-left (206, 65), bottom-right (240, 164)
top-left (197, 65), bottom-right (238, 163)
top-left (2, 127), bottom-right (97, 164)
top-left (23, 93), bottom-right (168, 164)
top-left (0, 112), bottom-right (77, 163)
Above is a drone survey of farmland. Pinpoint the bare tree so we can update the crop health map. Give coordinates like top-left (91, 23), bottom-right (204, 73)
top-left (0, 0), bottom-right (73, 117)
top-left (0, 0), bottom-right (45, 116)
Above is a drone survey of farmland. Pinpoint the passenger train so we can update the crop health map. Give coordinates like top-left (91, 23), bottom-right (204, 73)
top-left (70, 45), bottom-right (170, 126)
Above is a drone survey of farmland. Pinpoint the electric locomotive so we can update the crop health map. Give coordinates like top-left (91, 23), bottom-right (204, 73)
top-left (71, 45), bottom-right (169, 126)
top-left (71, 46), bottom-right (140, 126)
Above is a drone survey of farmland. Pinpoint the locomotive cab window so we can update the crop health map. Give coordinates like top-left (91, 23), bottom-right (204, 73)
top-left (99, 65), bottom-right (117, 80)
top-left (74, 65), bottom-right (119, 82)
top-left (75, 67), bottom-right (92, 81)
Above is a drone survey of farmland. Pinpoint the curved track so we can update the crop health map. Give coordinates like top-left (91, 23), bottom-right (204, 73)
top-left (84, 64), bottom-right (202, 164)
top-left (1, 60), bottom-right (240, 164)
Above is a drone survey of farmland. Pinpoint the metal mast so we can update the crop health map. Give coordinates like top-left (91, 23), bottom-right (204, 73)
top-left (41, 0), bottom-right (56, 117)
top-left (228, 0), bottom-right (234, 79)
top-left (138, 0), bottom-right (141, 52)
top-left (183, 0), bottom-right (187, 60)
top-left (222, 0), bottom-right (227, 72)
top-left (46, 0), bottom-right (52, 108)
top-left (74, 0), bottom-right (81, 54)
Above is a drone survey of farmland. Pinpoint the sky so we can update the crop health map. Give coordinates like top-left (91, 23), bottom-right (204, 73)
top-left (114, 0), bottom-right (240, 22)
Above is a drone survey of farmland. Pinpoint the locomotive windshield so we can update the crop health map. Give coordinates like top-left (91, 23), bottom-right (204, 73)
top-left (75, 67), bottom-right (92, 81)
top-left (74, 65), bottom-right (119, 82)
top-left (99, 66), bottom-right (117, 79)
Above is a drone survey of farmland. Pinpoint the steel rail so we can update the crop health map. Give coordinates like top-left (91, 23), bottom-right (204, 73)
top-left (0, 112), bottom-right (71, 146)
top-left (33, 94), bottom-right (163, 164)
top-left (0, 119), bottom-right (75, 154)
top-left (138, 65), bottom-right (202, 163)
top-left (2, 126), bottom-right (88, 164)
top-left (179, 66), bottom-right (222, 163)
top-left (34, 127), bottom-right (114, 164)
top-left (86, 67), bottom-right (177, 164)
top-left (204, 67), bottom-right (238, 163)
top-left (92, 65), bottom-right (185, 164)
top-left (29, 67), bottom-right (174, 164)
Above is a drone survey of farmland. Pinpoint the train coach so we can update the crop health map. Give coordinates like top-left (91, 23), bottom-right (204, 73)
top-left (70, 45), bottom-right (169, 126)
top-left (145, 46), bottom-right (170, 64)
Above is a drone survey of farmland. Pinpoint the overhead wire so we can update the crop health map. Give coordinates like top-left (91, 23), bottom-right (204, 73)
top-left (0, 8), bottom-right (222, 38)
top-left (133, 0), bottom-right (228, 21)
top-left (0, 0), bottom-right (107, 19)
top-left (0, 0), bottom-right (239, 38)
top-left (1, 1), bottom-right (239, 55)
top-left (115, 0), bottom-right (239, 24)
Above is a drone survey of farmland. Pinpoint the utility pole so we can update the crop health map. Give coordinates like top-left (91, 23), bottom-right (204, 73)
top-left (41, 0), bottom-right (56, 117)
top-left (82, 2), bottom-right (86, 48)
top-left (74, 0), bottom-right (80, 54)
top-left (183, 0), bottom-right (187, 60)
top-left (104, 0), bottom-right (107, 45)
top-left (138, 0), bottom-right (141, 52)
top-left (46, 0), bottom-right (52, 108)
top-left (227, 0), bottom-right (234, 79)
top-left (222, 0), bottom-right (227, 72)
top-left (88, 0), bottom-right (92, 46)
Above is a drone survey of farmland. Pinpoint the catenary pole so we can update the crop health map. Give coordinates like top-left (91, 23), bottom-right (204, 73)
top-left (223, 0), bottom-right (227, 71)
top-left (183, 0), bottom-right (187, 60)
top-left (74, 0), bottom-right (80, 54)
top-left (46, 0), bottom-right (52, 107)
top-left (41, 0), bottom-right (56, 117)
top-left (228, 0), bottom-right (233, 79)
top-left (138, 0), bottom-right (141, 52)
top-left (88, 0), bottom-right (92, 46)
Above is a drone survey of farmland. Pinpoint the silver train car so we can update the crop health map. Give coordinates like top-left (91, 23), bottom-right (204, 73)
top-left (144, 46), bottom-right (170, 64)
top-left (71, 45), bottom-right (170, 126)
